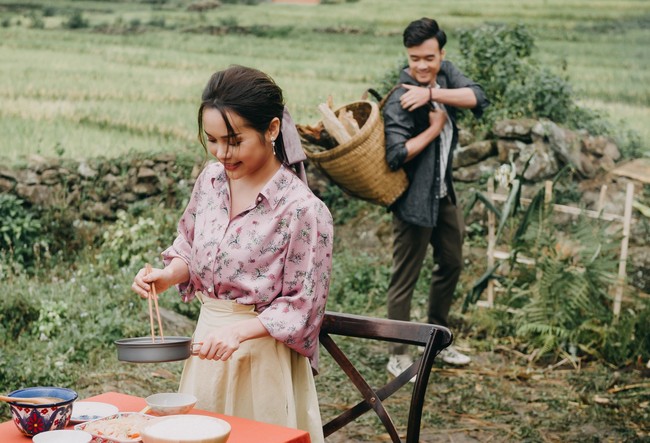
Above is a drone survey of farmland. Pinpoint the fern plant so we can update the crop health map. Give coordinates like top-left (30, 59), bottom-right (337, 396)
top-left (513, 200), bottom-right (619, 361)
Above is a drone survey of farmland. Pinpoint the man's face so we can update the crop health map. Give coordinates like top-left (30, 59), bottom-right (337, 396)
top-left (406, 37), bottom-right (445, 86)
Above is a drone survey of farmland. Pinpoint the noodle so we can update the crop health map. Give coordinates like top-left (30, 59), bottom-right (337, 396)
top-left (82, 413), bottom-right (152, 441)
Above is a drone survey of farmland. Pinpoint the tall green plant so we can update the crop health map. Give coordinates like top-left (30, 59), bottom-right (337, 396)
top-left (0, 195), bottom-right (49, 275)
top-left (514, 215), bottom-right (618, 361)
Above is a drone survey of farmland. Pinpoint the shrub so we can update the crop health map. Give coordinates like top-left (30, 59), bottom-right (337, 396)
top-left (0, 195), bottom-right (49, 274)
top-left (0, 295), bottom-right (41, 342)
top-left (328, 250), bottom-right (391, 314)
top-left (319, 184), bottom-right (371, 226)
top-left (96, 209), bottom-right (176, 269)
top-left (64, 10), bottom-right (88, 29)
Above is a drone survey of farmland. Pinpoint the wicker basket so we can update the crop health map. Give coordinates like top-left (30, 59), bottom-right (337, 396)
top-left (304, 100), bottom-right (408, 206)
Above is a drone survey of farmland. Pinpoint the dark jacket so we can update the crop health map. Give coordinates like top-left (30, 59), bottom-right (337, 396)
top-left (383, 62), bottom-right (489, 227)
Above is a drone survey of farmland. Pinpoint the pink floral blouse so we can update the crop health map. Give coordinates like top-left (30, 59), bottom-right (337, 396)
top-left (162, 162), bottom-right (333, 369)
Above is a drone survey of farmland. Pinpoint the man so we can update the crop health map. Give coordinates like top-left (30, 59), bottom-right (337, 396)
top-left (383, 17), bottom-right (489, 376)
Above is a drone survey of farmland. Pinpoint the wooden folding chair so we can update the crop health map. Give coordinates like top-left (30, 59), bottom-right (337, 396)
top-left (319, 311), bottom-right (453, 443)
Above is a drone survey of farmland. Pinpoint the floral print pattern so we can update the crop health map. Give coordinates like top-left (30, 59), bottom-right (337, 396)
top-left (163, 162), bottom-right (333, 369)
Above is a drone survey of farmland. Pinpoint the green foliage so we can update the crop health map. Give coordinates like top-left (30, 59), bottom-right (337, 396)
top-left (0, 195), bottom-right (49, 275)
top-left (464, 166), bottom-right (647, 365)
top-left (328, 251), bottom-right (390, 314)
top-left (0, 296), bottom-right (41, 342)
top-left (64, 10), bottom-right (88, 29)
top-left (28, 11), bottom-right (44, 29)
top-left (96, 209), bottom-right (176, 269)
top-left (457, 23), bottom-right (577, 132)
top-left (319, 184), bottom-right (372, 225)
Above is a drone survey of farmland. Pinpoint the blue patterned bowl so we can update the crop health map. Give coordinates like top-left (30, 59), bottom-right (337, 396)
top-left (7, 387), bottom-right (78, 437)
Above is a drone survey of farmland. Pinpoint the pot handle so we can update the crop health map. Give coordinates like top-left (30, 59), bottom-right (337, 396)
top-left (190, 342), bottom-right (203, 356)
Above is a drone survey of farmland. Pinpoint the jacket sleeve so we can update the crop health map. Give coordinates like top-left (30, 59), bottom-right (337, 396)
top-left (442, 61), bottom-right (490, 119)
top-left (383, 87), bottom-right (412, 171)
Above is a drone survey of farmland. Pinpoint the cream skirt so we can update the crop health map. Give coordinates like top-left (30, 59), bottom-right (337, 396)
top-left (178, 296), bottom-right (324, 443)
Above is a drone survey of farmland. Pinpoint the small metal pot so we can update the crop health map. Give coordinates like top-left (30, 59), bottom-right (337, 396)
top-left (115, 336), bottom-right (201, 363)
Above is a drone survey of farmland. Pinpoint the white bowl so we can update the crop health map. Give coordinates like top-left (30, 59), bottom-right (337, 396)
top-left (141, 415), bottom-right (231, 443)
top-left (71, 401), bottom-right (120, 423)
top-left (145, 393), bottom-right (197, 416)
top-left (32, 429), bottom-right (92, 443)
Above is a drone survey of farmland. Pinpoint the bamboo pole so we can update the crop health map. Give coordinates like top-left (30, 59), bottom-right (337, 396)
top-left (613, 182), bottom-right (635, 317)
top-left (489, 193), bottom-right (625, 222)
top-left (486, 178), bottom-right (496, 307)
top-left (597, 185), bottom-right (608, 215)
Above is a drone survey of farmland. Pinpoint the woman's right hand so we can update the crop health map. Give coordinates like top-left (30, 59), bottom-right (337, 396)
top-left (131, 266), bottom-right (172, 299)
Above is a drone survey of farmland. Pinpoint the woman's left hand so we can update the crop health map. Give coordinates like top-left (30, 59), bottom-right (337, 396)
top-left (400, 84), bottom-right (431, 111)
top-left (197, 327), bottom-right (241, 361)
top-left (196, 317), bottom-right (270, 361)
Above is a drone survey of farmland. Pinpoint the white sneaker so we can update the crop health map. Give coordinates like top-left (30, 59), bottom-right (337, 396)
top-left (387, 354), bottom-right (416, 383)
top-left (439, 346), bottom-right (471, 365)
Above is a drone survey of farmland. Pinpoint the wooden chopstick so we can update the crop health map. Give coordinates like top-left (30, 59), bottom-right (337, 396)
top-left (144, 263), bottom-right (165, 343)
top-left (151, 280), bottom-right (165, 343)
top-left (145, 264), bottom-right (156, 343)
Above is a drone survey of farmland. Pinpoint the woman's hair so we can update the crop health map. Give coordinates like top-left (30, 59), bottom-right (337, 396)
top-left (403, 17), bottom-right (447, 50)
top-left (197, 65), bottom-right (288, 163)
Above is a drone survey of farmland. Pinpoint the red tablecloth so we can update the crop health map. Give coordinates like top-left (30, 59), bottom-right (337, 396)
top-left (0, 392), bottom-right (311, 443)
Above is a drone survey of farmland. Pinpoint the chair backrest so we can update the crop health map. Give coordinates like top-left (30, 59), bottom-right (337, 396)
top-left (319, 311), bottom-right (453, 443)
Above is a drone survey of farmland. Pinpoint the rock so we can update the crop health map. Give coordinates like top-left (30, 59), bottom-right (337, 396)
top-left (0, 167), bottom-right (18, 181)
top-left (155, 153), bottom-right (177, 163)
top-left (78, 161), bottom-right (98, 178)
top-left (520, 141), bottom-right (559, 181)
top-left (533, 120), bottom-right (594, 177)
top-left (40, 169), bottom-right (61, 185)
top-left (133, 182), bottom-right (158, 196)
top-left (492, 118), bottom-right (538, 141)
top-left (453, 140), bottom-right (495, 168)
top-left (17, 168), bottom-right (39, 185)
top-left (496, 139), bottom-right (528, 162)
top-left (0, 177), bottom-right (15, 192)
top-left (83, 202), bottom-right (114, 220)
top-left (458, 127), bottom-right (475, 146)
top-left (137, 166), bottom-right (158, 181)
top-left (453, 157), bottom-right (501, 182)
top-left (582, 135), bottom-right (621, 161)
top-left (611, 158), bottom-right (650, 184)
top-left (121, 192), bottom-right (138, 203)
top-left (15, 184), bottom-right (53, 206)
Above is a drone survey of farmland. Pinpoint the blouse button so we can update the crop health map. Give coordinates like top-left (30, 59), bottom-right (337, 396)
top-left (257, 196), bottom-right (262, 202)
top-left (207, 287), bottom-right (213, 293)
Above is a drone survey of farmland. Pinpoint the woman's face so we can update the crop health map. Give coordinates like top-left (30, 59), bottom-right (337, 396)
top-left (202, 107), bottom-right (280, 182)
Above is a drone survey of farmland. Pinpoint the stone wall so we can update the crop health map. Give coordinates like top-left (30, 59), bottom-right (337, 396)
top-left (0, 152), bottom-right (204, 220)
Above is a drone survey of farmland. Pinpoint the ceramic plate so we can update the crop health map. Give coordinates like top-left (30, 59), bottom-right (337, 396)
top-left (74, 412), bottom-right (153, 443)
top-left (71, 402), bottom-right (120, 424)
top-left (32, 429), bottom-right (92, 443)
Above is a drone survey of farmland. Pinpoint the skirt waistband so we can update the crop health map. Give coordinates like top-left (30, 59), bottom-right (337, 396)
top-left (196, 292), bottom-right (257, 316)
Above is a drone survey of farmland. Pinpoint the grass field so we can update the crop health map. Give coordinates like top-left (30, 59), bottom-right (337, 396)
top-left (0, 0), bottom-right (649, 163)
top-left (1, 2), bottom-right (649, 441)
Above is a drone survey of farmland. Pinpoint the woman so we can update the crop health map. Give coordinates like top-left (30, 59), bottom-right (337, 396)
top-left (131, 65), bottom-right (333, 442)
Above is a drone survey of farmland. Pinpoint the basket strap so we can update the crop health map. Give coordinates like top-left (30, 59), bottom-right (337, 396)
top-left (363, 86), bottom-right (401, 110)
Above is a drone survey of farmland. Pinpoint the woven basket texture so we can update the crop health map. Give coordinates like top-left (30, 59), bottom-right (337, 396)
top-left (304, 101), bottom-right (408, 206)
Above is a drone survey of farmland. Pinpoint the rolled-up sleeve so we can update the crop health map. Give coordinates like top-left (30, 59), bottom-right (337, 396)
top-left (383, 88), bottom-right (412, 171)
top-left (443, 61), bottom-right (490, 119)
top-left (257, 199), bottom-right (333, 369)
top-left (161, 173), bottom-right (203, 301)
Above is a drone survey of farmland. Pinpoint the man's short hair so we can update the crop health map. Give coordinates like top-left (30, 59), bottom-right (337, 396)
top-left (403, 17), bottom-right (447, 49)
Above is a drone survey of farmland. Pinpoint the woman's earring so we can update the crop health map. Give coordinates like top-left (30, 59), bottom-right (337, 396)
top-left (271, 139), bottom-right (276, 156)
